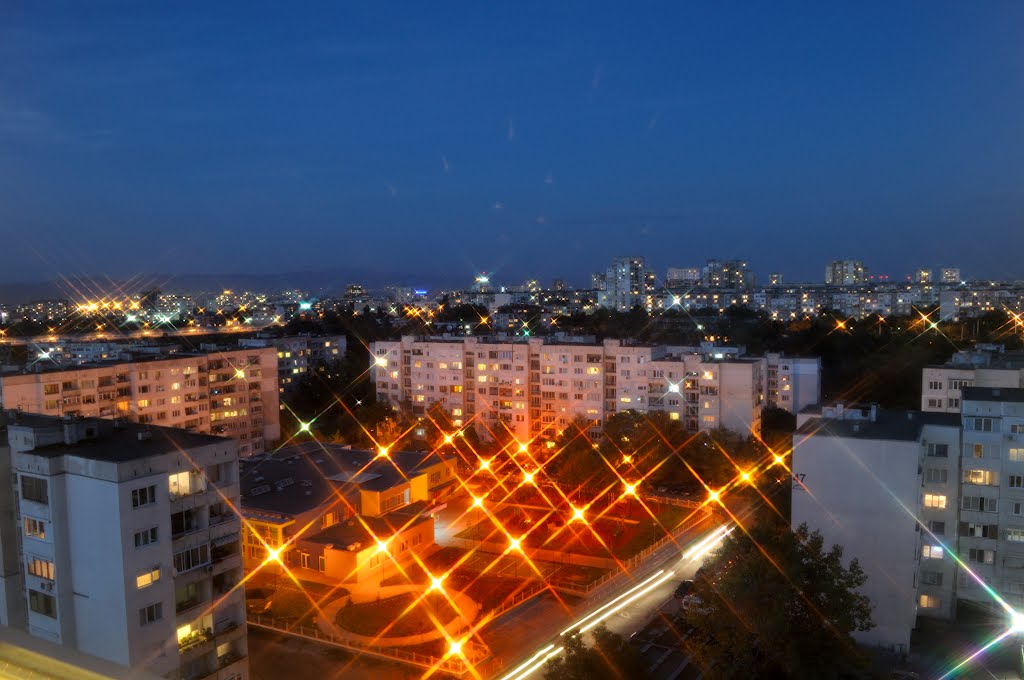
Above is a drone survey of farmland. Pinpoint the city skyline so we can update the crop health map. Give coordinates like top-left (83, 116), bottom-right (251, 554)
top-left (3, 3), bottom-right (1024, 284)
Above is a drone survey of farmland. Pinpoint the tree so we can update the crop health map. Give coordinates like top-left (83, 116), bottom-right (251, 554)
top-left (544, 623), bottom-right (650, 680)
top-left (547, 418), bottom-right (605, 487)
top-left (678, 522), bottom-right (873, 679)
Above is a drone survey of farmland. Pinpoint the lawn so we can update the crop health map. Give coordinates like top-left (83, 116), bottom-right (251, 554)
top-left (335, 591), bottom-right (462, 638)
top-left (263, 582), bottom-right (349, 625)
top-left (381, 546), bottom-right (545, 613)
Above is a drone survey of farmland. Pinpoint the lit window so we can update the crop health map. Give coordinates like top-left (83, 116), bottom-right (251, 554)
top-left (918, 594), bottom-right (940, 609)
top-left (923, 494), bottom-right (947, 509)
top-left (922, 545), bottom-right (944, 560)
top-left (136, 567), bottom-right (160, 589)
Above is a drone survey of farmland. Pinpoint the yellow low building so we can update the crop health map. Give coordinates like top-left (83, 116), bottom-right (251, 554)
top-left (240, 443), bottom-right (456, 579)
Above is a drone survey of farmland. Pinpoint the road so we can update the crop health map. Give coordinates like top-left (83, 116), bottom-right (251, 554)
top-left (487, 522), bottom-right (731, 680)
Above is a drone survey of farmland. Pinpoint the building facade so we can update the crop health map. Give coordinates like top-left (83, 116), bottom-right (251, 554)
top-left (2, 414), bottom-right (247, 680)
top-left (237, 335), bottom-right (346, 394)
top-left (794, 389), bottom-right (1024, 653)
top-left (370, 336), bottom-right (812, 443)
top-left (792, 405), bottom-right (961, 652)
top-left (765, 353), bottom-right (821, 414)
top-left (240, 443), bottom-right (456, 585)
top-left (1, 348), bottom-right (280, 457)
top-left (921, 346), bottom-right (1024, 414)
top-left (598, 257), bottom-right (648, 311)
top-left (825, 260), bottom-right (868, 286)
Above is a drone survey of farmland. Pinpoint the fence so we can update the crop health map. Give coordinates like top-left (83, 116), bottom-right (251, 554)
top-left (486, 580), bottom-right (548, 618)
top-left (540, 479), bottom-right (707, 511)
top-left (247, 613), bottom-right (487, 675)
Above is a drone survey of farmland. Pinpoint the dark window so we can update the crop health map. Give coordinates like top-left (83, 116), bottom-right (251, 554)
top-left (20, 476), bottom-right (48, 504)
top-left (29, 589), bottom-right (56, 618)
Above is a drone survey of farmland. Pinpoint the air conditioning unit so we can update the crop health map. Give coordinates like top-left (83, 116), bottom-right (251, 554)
top-left (40, 581), bottom-right (53, 592)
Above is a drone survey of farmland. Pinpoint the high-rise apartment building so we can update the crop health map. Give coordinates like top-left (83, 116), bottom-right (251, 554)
top-left (598, 257), bottom-right (648, 311)
top-left (921, 345), bottom-right (1024, 414)
top-left (916, 268), bottom-right (933, 284)
top-left (764, 353), bottom-right (821, 413)
top-left (940, 267), bottom-right (961, 284)
top-left (666, 267), bottom-right (701, 289)
top-left (1, 348), bottom-right (280, 457)
top-left (1, 414), bottom-right (248, 679)
top-left (369, 336), bottom-right (814, 442)
top-left (824, 260), bottom-right (868, 286)
top-left (793, 387), bottom-right (1024, 653)
top-left (702, 259), bottom-right (755, 289)
top-left (792, 404), bottom-right (960, 652)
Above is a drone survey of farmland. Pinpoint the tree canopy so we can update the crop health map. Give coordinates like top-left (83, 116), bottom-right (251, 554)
top-left (677, 521), bottom-right (874, 679)
top-left (544, 623), bottom-right (650, 680)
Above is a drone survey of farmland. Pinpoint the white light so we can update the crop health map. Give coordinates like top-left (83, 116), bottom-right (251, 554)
top-left (559, 570), bottom-right (667, 636)
top-left (683, 525), bottom-right (733, 561)
top-left (576, 571), bottom-right (676, 634)
top-left (499, 644), bottom-right (563, 680)
top-left (1012, 611), bottom-right (1024, 634)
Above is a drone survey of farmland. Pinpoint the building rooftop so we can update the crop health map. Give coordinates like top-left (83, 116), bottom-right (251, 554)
top-left (239, 442), bottom-right (454, 519)
top-left (796, 409), bottom-right (961, 441)
top-left (301, 507), bottom-right (432, 549)
top-left (1, 346), bottom-right (270, 377)
top-left (6, 413), bottom-right (227, 462)
top-left (962, 387), bottom-right (1024, 404)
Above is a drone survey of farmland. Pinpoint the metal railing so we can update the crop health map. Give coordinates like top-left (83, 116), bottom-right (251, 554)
top-left (247, 613), bottom-right (486, 676)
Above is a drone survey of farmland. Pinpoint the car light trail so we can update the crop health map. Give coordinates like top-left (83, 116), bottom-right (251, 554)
top-left (682, 524), bottom-right (733, 561)
top-left (559, 569), bottom-right (668, 636)
top-left (575, 569), bottom-right (676, 634)
top-left (497, 644), bottom-right (561, 680)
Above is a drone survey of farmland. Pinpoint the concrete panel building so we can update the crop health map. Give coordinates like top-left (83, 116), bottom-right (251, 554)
top-left (1, 414), bottom-right (248, 680)
top-left (792, 405), bottom-right (961, 652)
top-left (370, 336), bottom-right (801, 442)
top-left (2, 348), bottom-right (280, 457)
top-left (921, 346), bottom-right (1024, 414)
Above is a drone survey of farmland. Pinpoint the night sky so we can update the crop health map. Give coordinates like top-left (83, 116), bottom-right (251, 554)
top-left (2, 2), bottom-right (1023, 287)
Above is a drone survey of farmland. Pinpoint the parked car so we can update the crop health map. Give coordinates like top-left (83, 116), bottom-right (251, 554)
top-left (673, 579), bottom-right (695, 599)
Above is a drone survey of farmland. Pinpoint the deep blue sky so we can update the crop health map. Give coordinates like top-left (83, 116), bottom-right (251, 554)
top-left (2, 2), bottom-right (1023, 287)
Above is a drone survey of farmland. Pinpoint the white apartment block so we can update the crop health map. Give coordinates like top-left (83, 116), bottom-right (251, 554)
top-left (765, 353), bottom-right (821, 414)
top-left (370, 336), bottom-right (802, 442)
top-left (825, 260), bottom-right (868, 286)
top-left (921, 345), bottom-right (1024, 414)
top-left (955, 388), bottom-right (1024, 617)
top-left (794, 388), bottom-right (1024, 653)
top-left (3, 414), bottom-right (247, 680)
top-left (792, 404), bottom-right (962, 652)
top-left (598, 257), bottom-right (648, 311)
top-left (1, 349), bottom-right (280, 458)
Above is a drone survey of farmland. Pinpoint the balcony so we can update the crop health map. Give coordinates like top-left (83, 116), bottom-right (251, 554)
top-left (216, 654), bottom-right (248, 680)
top-left (176, 595), bottom-right (210, 617)
top-left (178, 628), bottom-right (213, 654)
top-left (208, 512), bottom-right (236, 528)
top-left (213, 616), bottom-right (243, 637)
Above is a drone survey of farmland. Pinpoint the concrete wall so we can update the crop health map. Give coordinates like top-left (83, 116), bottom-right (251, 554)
top-left (791, 430), bottom-right (921, 652)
